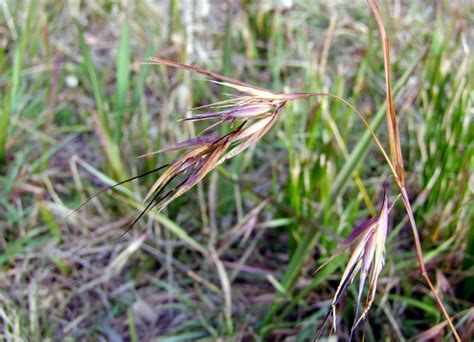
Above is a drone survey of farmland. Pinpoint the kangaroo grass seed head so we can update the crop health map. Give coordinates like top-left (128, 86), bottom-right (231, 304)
top-left (72, 57), bottom-right (299, 235)
top-left (133, 57), bottom-right (301, 223)
top-left (315, 182), bottom-right (394, 339)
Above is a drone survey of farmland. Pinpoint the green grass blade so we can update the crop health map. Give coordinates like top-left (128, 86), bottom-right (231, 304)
top-left (73, 157), bottom-right (137, 200)
top-left (157, 331), bottom-right (209, 342)
top-left (122, 198), bottom-right (207, 255)
top-left (463, 197), bottom-right (474, 298)
top-left (115, 22), bottom-right (130, 143)
top-left (127, 308), bottom-right (138, 342)
top-left (77, 23), bottom-right (107, 131)
top-left (0, 0), bottom-right (37, 165)
top-left (77, 23), bottom-right (128, 180)
top-left (389, 294), bottom-right (441, 319)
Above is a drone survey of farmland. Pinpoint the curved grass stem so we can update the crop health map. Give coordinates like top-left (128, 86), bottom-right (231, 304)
top-left (400, 186), bottom-right (461, 341)
top-left (289, 92), bottom-right (398, 178)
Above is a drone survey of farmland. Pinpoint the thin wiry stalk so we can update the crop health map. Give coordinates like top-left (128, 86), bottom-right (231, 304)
top-left (66, 164), bottom-right (169, 218)
top-left (400, 187), bottom-right (461, 341)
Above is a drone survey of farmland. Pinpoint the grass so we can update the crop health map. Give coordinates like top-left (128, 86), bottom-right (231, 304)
top-left (0, 1), bottom-right (473, 341)
top-left (0, 0), bottom-right (36, 164)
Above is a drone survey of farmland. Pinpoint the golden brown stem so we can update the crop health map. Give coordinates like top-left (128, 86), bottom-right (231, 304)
top-left (400, 186), bottom-right (461, 341)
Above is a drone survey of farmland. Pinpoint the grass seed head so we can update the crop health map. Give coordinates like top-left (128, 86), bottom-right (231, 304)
top-left (315, 184), bottom-right (392, 339)
top-left (131, 58), bottom-right (297, 227)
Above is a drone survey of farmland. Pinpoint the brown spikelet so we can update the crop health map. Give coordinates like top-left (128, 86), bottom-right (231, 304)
top-left (315, 184), bottom-right (393, 339)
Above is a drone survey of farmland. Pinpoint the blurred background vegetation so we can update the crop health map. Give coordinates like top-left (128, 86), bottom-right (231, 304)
top-left (0, 0), bottom-right (472, 340)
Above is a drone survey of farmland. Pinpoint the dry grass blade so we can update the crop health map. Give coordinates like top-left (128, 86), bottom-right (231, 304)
top-left (78, 233), bottom-right (148, 293)
top-left (367, 0), bottom-right (405, 184)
